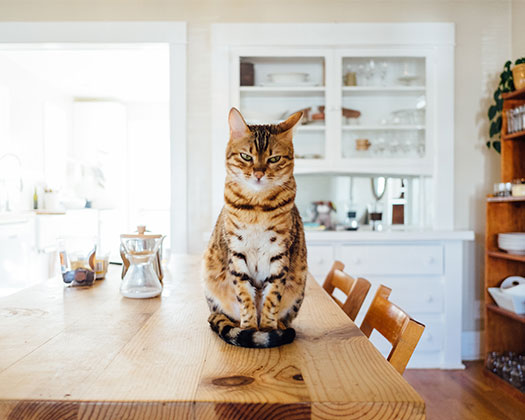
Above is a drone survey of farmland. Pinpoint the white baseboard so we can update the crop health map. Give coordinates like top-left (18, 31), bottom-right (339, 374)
top-left (462, 330), bottom-right (484, 361)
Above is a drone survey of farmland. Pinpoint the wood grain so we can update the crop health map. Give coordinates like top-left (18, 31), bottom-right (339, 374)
top-left (405, 361), bottom-right (525, 420)
top-left (0, 255), bottom-right (424, 419)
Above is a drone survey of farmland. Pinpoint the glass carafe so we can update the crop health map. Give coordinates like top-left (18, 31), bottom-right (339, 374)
top-left (120, 228), bottom-right (165, 299)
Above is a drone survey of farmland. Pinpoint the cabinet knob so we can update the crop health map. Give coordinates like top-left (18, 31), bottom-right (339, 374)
top-left (354, 258), bottom-right (362, 265)
top-left (425, 333), bottom-right (433, 342)
top-left (427, 256), bottom-right (435, 264)
top-left (425, 295), bottom-right (434, 303)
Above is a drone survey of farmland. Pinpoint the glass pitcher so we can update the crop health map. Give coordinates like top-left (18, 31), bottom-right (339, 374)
top-left (120, 226), bottom-right (165, 298)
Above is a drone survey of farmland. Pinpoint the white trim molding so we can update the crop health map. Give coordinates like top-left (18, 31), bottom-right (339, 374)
top-left (462, 331), bottom-right (484, 361)
top-left (0, 22), bottom-right (188, 253)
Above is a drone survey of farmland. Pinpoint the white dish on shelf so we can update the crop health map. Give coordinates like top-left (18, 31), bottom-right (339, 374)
top-left (497, 232), bottom-right (525, 254)
top-left (267, 72), bottom-right (309, 84)
top-left (488, 286), bottom-right (525, 314)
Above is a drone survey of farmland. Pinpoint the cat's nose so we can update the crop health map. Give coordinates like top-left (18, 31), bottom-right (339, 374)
top-left (254, 171), bottom-right (264, 180)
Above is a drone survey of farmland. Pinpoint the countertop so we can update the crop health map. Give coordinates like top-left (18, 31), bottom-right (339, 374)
top-left (305, 229), bottom-right (475, 242)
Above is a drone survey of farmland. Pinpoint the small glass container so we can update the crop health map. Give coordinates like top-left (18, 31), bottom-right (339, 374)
top-left (120, 226), bottom-right (165, 299)
top-left (58, 236), bottom-right (97, 287)
top-left (511, 179), bottom-right (525, 197)
top-left (367, 202), bottom-right (384, 231)
top-left (344, 211), bottom-right (359, 231)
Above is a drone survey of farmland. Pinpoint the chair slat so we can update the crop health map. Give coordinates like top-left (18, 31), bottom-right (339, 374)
top-left (360, 285), bottom-right (425, 375)
top-left (322, 261), bottom-right (371, 321)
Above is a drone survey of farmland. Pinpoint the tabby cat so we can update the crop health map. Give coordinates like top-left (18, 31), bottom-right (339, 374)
top-left (203, 108), bottom-right (308, 348)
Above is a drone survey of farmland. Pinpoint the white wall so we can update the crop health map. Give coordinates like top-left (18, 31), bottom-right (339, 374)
top-left (0, 0), bottom-right (520, 354)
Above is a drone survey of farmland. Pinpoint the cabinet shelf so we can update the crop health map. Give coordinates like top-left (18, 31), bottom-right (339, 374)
top-left (502, 130), bottom-right (525, 141)
top-left (487, 250), bottom-right (525, 263)
top-left (240, 86), bottom-right (325, 96)
top-left (486, 303), bottom-right (525, 324)
top-left (483, 369), bottom-right (525, 402)
top-left (342, 86), bottom-right (425, 94)
top-left (342, 125), bottom-right (425, 131)
top-left (485, 85), bottom-right (525, 362)
top-left (502, 87), bottom-right (525, 100)
top-left (294, 158), bottom-right (432, 176)
top-left (486, 195), bottom-right (525, 203)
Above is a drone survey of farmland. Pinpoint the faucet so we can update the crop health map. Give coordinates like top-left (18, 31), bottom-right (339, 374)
top-left (0, 153), bottom-right (23, 212)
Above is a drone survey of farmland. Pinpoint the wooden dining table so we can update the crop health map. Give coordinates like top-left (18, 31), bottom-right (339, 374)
top-left (0, 255), bottom-right (425, 420)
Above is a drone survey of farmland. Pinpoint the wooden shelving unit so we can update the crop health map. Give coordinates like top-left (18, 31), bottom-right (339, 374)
top-left (484, 87), bottom-right (525, 395)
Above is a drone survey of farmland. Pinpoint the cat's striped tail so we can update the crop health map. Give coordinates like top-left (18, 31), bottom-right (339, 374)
top-left (208, 313), bottom-right (296, 348)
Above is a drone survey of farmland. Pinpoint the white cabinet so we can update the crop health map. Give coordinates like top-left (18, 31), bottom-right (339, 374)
top-left (211, 23), bottom-right (454, 230)
top-left (0, 215), bottom-right (42, 296)
top-left (340, 244), bottom-right (443, 275)
top-left (306, 233), bottom-right (471, 369)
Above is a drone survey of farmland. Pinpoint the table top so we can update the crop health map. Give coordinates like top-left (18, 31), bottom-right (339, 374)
top-left (0, 255), bottom-right (424, 420)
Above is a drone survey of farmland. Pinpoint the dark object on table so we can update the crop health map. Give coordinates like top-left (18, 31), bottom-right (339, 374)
top-left (240, 62), bottom-right (254, 86)
top-left (62, 268), bottom-right (96, 287)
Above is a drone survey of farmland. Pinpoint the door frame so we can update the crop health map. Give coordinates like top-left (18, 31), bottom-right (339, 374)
top-left (0, 21), bottom-right (188, 253)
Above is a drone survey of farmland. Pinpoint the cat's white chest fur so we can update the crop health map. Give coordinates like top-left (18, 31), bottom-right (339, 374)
top-left (232, 225), bottom-right (281, 287)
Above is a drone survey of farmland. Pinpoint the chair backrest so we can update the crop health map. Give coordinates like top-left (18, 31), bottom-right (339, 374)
top-left (322, 261), bottom-right (371, 321)
top-left (360, 285), bottom-right (425, 375)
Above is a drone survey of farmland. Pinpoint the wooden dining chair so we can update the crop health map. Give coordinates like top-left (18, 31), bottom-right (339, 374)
top-left (322, 261), bottom-right (371, 321)
top-left (360, 285), bottom-right (425, 375)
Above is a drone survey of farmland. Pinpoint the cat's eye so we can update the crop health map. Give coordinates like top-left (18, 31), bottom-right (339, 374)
top-left (240, 153), bottom-right (253, 162)
top-left (268, 156), bottom-right (281, 163)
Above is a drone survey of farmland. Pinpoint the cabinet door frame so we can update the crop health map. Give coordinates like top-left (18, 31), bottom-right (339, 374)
top-left (211, 23), bottom-right (454, 229)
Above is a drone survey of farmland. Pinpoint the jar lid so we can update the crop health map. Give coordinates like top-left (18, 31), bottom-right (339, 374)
top-left (120, 225), bottom-right (162, 239)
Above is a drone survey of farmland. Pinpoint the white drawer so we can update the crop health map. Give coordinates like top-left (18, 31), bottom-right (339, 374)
top-left (375, 277), bottom-right (443, 314)
top-left (341, 244), bottom-right (443, 276)
top-left (307, 244), bottom-right (334, 277)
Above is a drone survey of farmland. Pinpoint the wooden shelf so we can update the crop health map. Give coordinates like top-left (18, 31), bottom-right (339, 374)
top-left (485, 88), bottom-right (525, 360)
top-left (486, 303), bottom-right (525, 324)
top-left (502, 87), bottom-right (525, 100)
top-left (483, 368), bottom-right (525, 401)
top-left (487, 195), bottom-right (525, 203)
top-left (502, 130), bottom-right (525, 141)
top-left (487, 250), bottom-right (525, 263)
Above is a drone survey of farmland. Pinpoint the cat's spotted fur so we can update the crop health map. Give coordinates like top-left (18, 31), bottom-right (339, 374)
top-left (203, 108), bottom-right (307, 348)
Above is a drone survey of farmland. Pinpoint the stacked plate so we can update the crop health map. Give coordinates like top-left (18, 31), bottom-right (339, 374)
top-left (498, 232), bottom-right (525, 255)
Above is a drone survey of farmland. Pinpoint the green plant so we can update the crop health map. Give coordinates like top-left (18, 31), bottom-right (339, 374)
top-left (487, 58), bottom-right (525, 153)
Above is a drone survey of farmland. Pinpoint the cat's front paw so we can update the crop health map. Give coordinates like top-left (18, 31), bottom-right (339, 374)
top-left (240, 320), bottom-right (258, 330)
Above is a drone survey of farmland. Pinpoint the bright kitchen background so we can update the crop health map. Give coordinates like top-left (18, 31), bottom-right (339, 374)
top-left (0, 45), bottom-right (170, 292)
top-left (0, 0), bottom-right (524, 359)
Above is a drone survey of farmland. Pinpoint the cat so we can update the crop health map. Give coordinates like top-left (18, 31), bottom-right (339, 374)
top-left (202, 108), bottom-right (308, 348)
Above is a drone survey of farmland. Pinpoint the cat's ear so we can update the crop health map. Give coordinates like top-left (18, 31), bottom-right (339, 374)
top-left (228, 107), bottom-right (250, 139)
top-left (277, 111), bottom-right (303, 133)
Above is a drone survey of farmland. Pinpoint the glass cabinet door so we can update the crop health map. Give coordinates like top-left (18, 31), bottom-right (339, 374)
top-left (340, 55), bottom-right (427, 162)
top-left (236, 55), bottom-right (327, 161)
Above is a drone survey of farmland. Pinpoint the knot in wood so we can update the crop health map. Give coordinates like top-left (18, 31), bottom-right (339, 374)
top-left (212, 375), bottom-right (255, 387)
